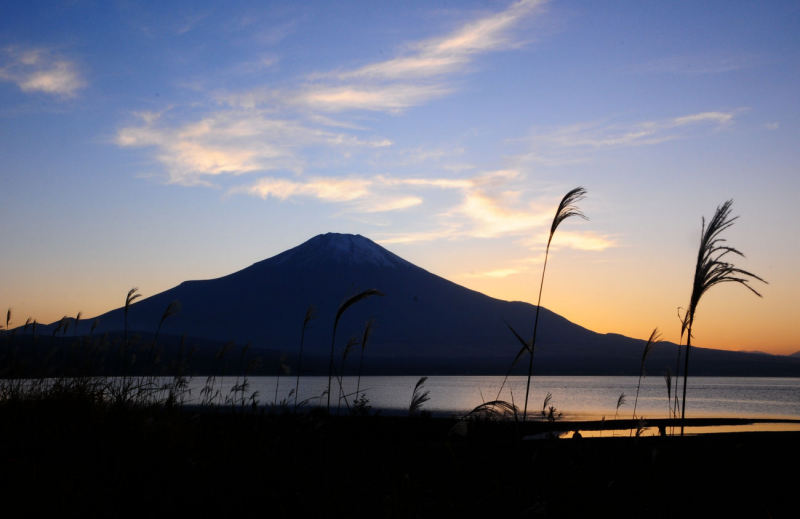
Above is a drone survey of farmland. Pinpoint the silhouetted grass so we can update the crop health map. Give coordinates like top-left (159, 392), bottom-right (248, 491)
top-left (154, 300), bottom-right (180, 349)
top-left (2, 283), bottom-right (799, 517)
top-left (631, 328), bottom-right (661, 432)
top-left (664, 368), bottom-right (672, 422)
top-left (337, 336), bottom-right (359, 412)
top-left (409, 376), bottom-right (430, 415)
top-left (673, 308), bottom-right (684, 424)
top-left (327, 288), bottom-right (383, 411)
top-left (7, 399), bottom-right (800, 516)
top-left (294, 305), bottom-right (315, 409)
top-left (124, 287), bottom-right (141, 348)
top-left (354, 318), bottom-right (374, 402)
top-left (494, 320), bottom-right (531, 401)
top-left (517, 187), bottom-right (587, 421)
top-left (465, 399), bottom-right (520, 421)
top-left (679, 200), bottom-right (766, 435)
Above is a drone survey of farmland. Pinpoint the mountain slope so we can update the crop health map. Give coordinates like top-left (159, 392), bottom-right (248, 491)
top-left (25, 233), bottom-right (800, 376)
top-left (82, 233), bottom-right (594, 357)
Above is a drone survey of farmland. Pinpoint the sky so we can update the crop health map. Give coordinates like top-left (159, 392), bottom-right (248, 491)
top-left (1, 0), bottom-right (798, 354)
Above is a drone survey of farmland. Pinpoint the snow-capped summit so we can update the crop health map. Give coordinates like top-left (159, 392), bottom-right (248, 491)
top-left (269, 233), bottom-right (412, 269)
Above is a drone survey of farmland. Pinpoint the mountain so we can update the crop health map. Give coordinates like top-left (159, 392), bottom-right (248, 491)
top-left (21, 233), bottom-right (800, 376)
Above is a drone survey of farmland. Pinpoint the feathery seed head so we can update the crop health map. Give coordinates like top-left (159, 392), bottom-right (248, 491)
top-left (125, 287), bottom-right (141, 310)
top-left (687, 200), bottom-right (766, 326)
top-left (549, 186), bottom-right (588, 243)
top-left (336, 289), bottom-right (384, 323)
top-left (409, 376), bottom-right (430, 415)
top-left (160, 300), bottom-right (181, 324)
top-left (641, 327), bottom-right (662, 368)
top-left (542, 392), bottom-right (553, 414)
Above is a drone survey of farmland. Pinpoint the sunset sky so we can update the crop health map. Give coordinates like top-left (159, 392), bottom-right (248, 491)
top-left (1, 1), bottom-right (798, 354)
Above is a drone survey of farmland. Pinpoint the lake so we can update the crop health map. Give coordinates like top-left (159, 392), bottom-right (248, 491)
top-left (185, 375), bottom-right (800, 421)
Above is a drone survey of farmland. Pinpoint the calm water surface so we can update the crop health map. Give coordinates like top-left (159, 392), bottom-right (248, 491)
top-left (186, 375), bottom-right (800, 420)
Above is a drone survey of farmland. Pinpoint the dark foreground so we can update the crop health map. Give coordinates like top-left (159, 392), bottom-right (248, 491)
top-left (0, 400), bottom-right (796, 518)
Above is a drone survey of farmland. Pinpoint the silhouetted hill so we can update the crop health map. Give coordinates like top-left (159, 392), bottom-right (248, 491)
top-left (17, 233), bottom-right (800, 376)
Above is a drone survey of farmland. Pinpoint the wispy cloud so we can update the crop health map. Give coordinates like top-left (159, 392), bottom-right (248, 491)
top-left (0, 47), bottom-right (85, 97)
top-left (230, 170), bottom-right (501, 221)
top-left (242, 176), bottom-right (372, 202)
top-left (110, 0), bottom-right (609, 253)
top-left (118, 0), bottom-right (548, 186)
top-left (237, 167), bottom-right (614, 255)
top-left (331, 0), bottom-right (545, 81)
top-left (446, 188), bottom-right (550, 238)
top-left (671, 111), bottom-right (734, 127)
top-left (538, 111), bottom-right (736, 149)
top-left (378, 227), bottom-right (463, 244)
top-left (459, 229), bottom-right (614, 279)
top-left (236, 173), bottom-right (460, 210)
top-left (379, 177), bottom-right (616, 253)
top-left (355, 195), bottom-right (424, 213)
top-left (465, 267), bottom-right (522, 279)
top-left (531, 231), bottom-right (616, 252)
top-left (517, 110), bottom-right (739, 165)
top-left (116, 110), bottom-right (392, 185)
top-left (294, 83), bottom-right (453, 113)
top-left (381, 176), bottom-right (474, 189)
top-left (239, 175), bottom-right (424, 213)
top-left (635, 53), bottom-right (761, 76)
top-left (229, 0), bottom-right (546, 114)
top-left (176, 11), bottom-right (211, 35)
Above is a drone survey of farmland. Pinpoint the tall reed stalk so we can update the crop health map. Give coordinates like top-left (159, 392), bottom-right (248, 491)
top-left (672, 306), bottom-right (690, 425)
top-left (124, 288), bottom-right (141, 348)
top-left (355, 319), bottom-right (374, 400)
top-left (149, 300), bottom-right (180, 381)
top-left (327, 289), bottom-right (383, 411)
top-left (338, 337), bottom-right (359, 412)
top-left (494, 322), bottom-right (531, 401)
top-left (663, 369), bottom-right (672, 421)
top-left (631, 328), bottom-right (661, 430)
top-left (4, 308), bottom-right (12, 350)
top-left (274, 353), bottom-right (288, 406)
top-left (294, 305), bottom-right (315, 409)
top-left (679, 200), bottom-right (765, 435)
top-left (154, 300), bottom-right (180, 349)
top-left (521, 187), bottom-right (587, 421)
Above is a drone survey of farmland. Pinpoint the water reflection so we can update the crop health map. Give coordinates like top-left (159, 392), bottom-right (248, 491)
top-left (183, 375), bottom-right (800, 420)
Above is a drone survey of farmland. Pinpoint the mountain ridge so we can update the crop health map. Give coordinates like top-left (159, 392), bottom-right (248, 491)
top-left (13, 232), bottom-right (800, 376)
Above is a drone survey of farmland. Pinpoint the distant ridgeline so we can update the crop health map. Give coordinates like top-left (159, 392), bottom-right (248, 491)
top-left (5, 233), bottom-right (800, 377)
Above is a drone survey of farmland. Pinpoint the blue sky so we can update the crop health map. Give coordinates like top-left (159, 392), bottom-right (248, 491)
top-left (1, 0), bottom-right (798, 353)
